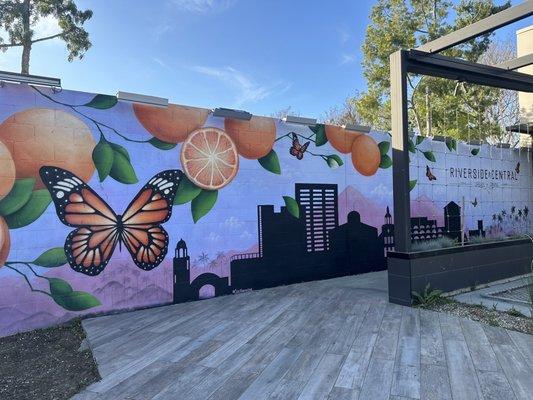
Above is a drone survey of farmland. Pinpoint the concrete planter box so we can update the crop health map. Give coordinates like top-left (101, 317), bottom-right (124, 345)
top-left (387, 238), bottom-right (533, 306)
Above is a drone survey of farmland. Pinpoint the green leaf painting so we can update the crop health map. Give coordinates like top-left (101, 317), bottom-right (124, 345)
top-left (378, 141), bottom-right (390, 156)
top-left (258, 149), bottom-right (281, 174)
top-left (445, 138), bottom-right (457, 152)
top-left (379, 154), bottom-right (392, 169)
top-left (148, 137), bottom-right (177, 150)
top-left (408, 138), bottom-right (416, 154)
top-left (310, 124), bottom-right (328, 146)
top-left (409, 179), bottom-right (417, 191)
top-left (0, 178), bottom-right (35, 216)
top-left (109, 142), bottom-right (131, 161)
top-left (47, 277), bottom-right (101, 311)
top-left (416, 135), bottom-right (425, 145)
top-left (5, 190), bottom-right (51, 229)
top-left (423, 151), bottom-right (436, 162)
top-left (33, 248), bottom-right (68, 268)
top-left (92, 138), bottom-right (114, 181)
top-left (109, 148), bottom-right (138, 184)
top-left (326, 154), bottom-right (343, 169)
top-left (84, 94), bottom-right (118, 109)
top-left (471, 148), bottom-right (480, 156)
top-left (283, 196), bottom-right (300, 218)
top-left (174, 176), bottom-right (202, 205)
top-left (191, 190), bottom-right (218, 223)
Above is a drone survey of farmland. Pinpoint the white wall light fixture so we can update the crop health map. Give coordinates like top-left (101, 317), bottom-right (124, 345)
top-left (117, 91), bottom-right (169, 107)
top-left (213, 107), bottom-right (252, 120)
top-left (283, 115), bottom-right (317, 127)
top-left (0, 70), bottom-right (61, 88)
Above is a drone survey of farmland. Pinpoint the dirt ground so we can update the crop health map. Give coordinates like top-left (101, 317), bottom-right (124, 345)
top-left (0, 319), bottom-right (100, 400)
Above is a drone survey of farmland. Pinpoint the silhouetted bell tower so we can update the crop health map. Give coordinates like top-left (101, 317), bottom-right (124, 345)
top-left (173, 238), bottom-right (192, 303)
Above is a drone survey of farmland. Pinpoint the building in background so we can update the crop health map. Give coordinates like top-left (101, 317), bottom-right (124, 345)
top-left (517, 25), bottom-right (533, 148)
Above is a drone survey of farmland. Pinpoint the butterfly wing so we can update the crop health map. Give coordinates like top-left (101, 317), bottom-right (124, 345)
top-left (121, 170), bottom-right (182, 270)
top-left (297, 142), bottom-right (310, 159)
top-left (39, 166), bottom-right (118, 228)
top-left (65, 226), bottom-right (119, 276)
top-left (40, 166), bottom-right (120, 276)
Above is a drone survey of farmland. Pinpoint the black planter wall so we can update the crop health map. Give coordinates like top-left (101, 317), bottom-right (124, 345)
top-left (387, 238), bottom-right (533, 306)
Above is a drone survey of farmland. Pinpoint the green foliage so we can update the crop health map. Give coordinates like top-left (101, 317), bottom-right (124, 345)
top-left (33, 248), bottom-right (68, 268)
top-left (47, 277), bottom-right (101, 311)
top-left (0, 0), bottom-right (93, 74)
top-left (174, 175), bottom-right (202, 205)
top-left (353, 0), bottom-right (511, 140)
top-left (283, 196), bottom-right (300, 218)
top-left (412, 283), bottom-right (444, 308)
top-left (191, 189), bottom-right (218, 223)
top-left (108, 144), bottom-right (138, 184)
top-left (84, 94), bottom-right (117, 109)
top-left (0, 178), bottom-right (35, 216)
top-left (4, 189), bottom-right (51, 229)
top-left (310, 124), bottom-right (328, 146)
top-left (325, 154), bottom-right (343, 169)
top-left (506, 307), bottom-right (525, 318)
top-left (148, 137), bottom-right (177, 150)
top-left (92, 137), bottom-right (114, 181)
top-left (411, 237), bottom-right (457, 251)
top-left (258, 149), bottom-right (281, 174)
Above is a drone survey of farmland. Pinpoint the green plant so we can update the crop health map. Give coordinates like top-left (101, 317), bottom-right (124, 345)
top-left (411, 237), bottom-right (457, 252)
top-left (507, 307), bottom-right (525, 318)
top-left (412, 283), bottom-right (444, 308)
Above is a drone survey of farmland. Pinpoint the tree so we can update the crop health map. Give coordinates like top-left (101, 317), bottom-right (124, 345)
top-left (354, 0), bottom-right (511, 141)
top-left (0, 0), bottom-right (92, 74)
top-left (322, 94), bottom-right (362, 126)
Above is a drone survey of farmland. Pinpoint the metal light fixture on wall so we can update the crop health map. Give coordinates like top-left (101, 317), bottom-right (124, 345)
top-left (212, 107), bottom-right (252, 120)
top-left (0, 70), bottom-right (61, 88)
top-left (117, 91), bottom-right (169, 107)
top-left (343, 123), bottom-right (371, 133)
top-left (282, 115), bottom-right (317, 127)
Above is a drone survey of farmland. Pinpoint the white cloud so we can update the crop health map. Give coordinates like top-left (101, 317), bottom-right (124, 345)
top-left (340, 53), bottom-right (357, 65)
top-left (224, 216), bottom-right (244, 230)
top-left (153, 57), bottom-right (170, 69)
top-left (371, 183), bottom-right (393, 199)
top-left (170, 0), bottom-right (237, 13)
top-left (191, 65), bottom-right (291, 107)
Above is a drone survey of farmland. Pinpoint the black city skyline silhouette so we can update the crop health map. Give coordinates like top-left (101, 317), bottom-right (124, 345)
top-left (173, 183), bottom-right (475, 303)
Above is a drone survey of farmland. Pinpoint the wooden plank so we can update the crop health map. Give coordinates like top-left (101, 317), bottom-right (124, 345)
top-left (482, 325), bottom-right (513, 346)
top-left (358, 357), bottom-right (394, 400)
top-left (396, 308), bottom-right (420, 368)
top-left (390, 365), bottom-right (420, 399)
top-left (443, 339), bottom-right (483, 400)
top-left (420, 364), bottom-right (452, 400)
top-left (284, 349), bottom-right (326, 382)
top-left (335, 335), bottom-right (377, 389)
top-left (268, 379), bottom-right (305, 399)
top-left (419, 310), bottom-right (445, 366)
top-left (327, 386), bottom-right (359, 400)
top-left (297, 353), bottom-right (345, 400)
top-left (508, 330), bottom-right (533, 370)
top-left (492, 344), bottom-right (533, 400)
top-left (439, 314), bottom-right (464, 341)
top-left (460, 319), bottom-right (500, 372)
top-left (477, 370), bottom-right (517, 400)
top-left (238, 347), bottom-right (302, 400)
top-left (372, 304), bottom-right (403, 360)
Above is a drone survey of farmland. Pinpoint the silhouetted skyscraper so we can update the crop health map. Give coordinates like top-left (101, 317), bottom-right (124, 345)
top-left (380, 206), bottom-right (395, 255)
top-left (295, 183), bottom-right (338, 252)
top-left (444, 201), bottom-right (461, 242)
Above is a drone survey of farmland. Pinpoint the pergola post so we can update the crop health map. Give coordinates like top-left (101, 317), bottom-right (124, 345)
top-left (390, 50), bottom-right (411, 253)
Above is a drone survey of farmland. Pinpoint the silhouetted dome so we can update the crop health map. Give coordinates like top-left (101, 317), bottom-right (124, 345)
top-left (176, 238), bottom-right (187, 250)
top-left (347, 211), bottom-right (361, 224)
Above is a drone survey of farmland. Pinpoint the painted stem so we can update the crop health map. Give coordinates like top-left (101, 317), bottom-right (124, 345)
top-left (5, 264), bottom-right (52, 297)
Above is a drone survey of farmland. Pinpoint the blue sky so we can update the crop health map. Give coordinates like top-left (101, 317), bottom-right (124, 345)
top-left (0, 0), bottom-right (530, 119)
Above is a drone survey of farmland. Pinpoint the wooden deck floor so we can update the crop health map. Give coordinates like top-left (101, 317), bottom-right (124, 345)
top-left (74, 271), bottom-right (533, 400)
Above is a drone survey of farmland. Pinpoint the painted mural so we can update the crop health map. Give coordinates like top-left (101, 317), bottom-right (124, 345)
top-left (0, 82), bottom-right (532, 337)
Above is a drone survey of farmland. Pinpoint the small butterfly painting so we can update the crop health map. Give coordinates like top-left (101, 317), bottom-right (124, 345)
top-left (426, 165), bottom-right (436, 181)
top-left (289, 132), bottom-right (310, 160)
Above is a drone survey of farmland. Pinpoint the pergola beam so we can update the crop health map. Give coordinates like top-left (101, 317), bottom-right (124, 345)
top-left (416, 0), bottom-right (533, 54)
top-left (406, 50), bottom-right (533, 92)
top-left (496, 53), bottom-right (533, 71)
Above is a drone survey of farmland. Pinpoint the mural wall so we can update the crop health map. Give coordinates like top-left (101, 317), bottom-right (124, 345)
top-left (0, 82), bottom-right (531, 337)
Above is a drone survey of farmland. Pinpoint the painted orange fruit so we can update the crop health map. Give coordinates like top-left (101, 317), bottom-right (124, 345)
top-left (0, 140), bottom-right (15, 200)
top-left (0, 108), bottom-right (96, 189)
top-left (224, 116), bottom-right (276, 159)
top-left (0, 216), bottom-right (10, 268)
top-left (351, 134), bottom-right (381, 176)
top-left (325, 125), bottom-right (362, 154)
top-left (133, 103), bottom-right (210, 144)
top-left (180, 127), bottom-right (239, 190)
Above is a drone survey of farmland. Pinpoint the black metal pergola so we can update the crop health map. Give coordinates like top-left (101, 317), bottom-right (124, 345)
top-left (390, 0), bottom-right (533, 253)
